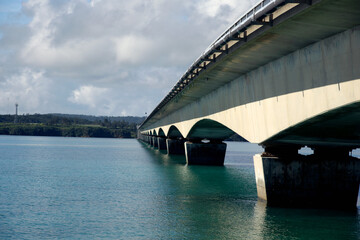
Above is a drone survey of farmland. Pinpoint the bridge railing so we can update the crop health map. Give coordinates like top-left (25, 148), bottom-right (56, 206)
top-left (204, 0), bottom-right (282, 54)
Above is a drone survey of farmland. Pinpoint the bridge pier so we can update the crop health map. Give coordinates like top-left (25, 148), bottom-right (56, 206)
top-left (157, 137), bottom-right (167, 150)
top-left (184, 140), bottom-right (227, 166)
top-left (166, 138), bottom-right (185, 155)
top-left (151, 137), bottom-right (154, 146)
top-left (152, 137), bottom-right (158, 148)
top-left (254, 146), bottom-right (360, 209)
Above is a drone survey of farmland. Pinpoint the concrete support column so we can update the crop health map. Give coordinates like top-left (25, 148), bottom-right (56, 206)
top-left (254, 147), bottom-right (360, 209)
top-left (152, 137), bottom-right (158, 148)
top-left (166, 139), bottom-right (185, 155)
top-left (149, 136), bottom-right (153, 146)
top-left (157, 137), bottom-right (167, 150)
top-left (184, 141), bottom-right (227, 166)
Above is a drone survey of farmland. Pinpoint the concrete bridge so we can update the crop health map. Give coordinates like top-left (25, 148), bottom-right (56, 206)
top-left (138, 0), bottom-right (360, 208)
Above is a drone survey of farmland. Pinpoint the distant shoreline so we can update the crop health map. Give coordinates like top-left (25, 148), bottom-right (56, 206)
top-left (0, 123), bottom-right (136, 139)
top-left (0, 114), bottom-right (144, 139)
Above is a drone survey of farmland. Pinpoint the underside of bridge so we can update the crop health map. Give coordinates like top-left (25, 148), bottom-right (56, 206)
top-left (264, 102), bottom-right (360, 148)
top-left (138, 0), bottom-right (360, 209)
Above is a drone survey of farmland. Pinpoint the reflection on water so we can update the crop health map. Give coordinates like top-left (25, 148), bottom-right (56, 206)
top-left (140, 141), bottom-right (360, 240)
top-left (0, 136), bottom-right (359, 239)
top-left (256, 202), bottom-right (360, 240)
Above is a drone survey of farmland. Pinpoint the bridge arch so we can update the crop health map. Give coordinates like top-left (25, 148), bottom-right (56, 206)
top-left (167, 125), bottom-right (184, 139)
top-left (152, 130), bottom-right (157, 136)
top-left (158, 128), bottom-right (166, 137)
top-left (186, 119), bottom-right (235, 140)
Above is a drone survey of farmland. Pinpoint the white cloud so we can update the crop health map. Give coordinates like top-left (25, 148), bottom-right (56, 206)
top-left (114, 35), bottom-right (152, 64)
top-left (67, 84), bottom-right (159, 116)
top-left (0, 0), bottom-right (256, 116)
top-left (0, 68), bottom-right (52, 114)
top-left (196, 0), bottom-right (235, 17)
top-left (194, 0), bottom-right (257, 27)
top-left (68, 85), bottom-right (109, 108)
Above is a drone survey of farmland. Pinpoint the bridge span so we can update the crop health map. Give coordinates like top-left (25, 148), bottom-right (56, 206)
top-left (138, 0), bottom-right (360, 208)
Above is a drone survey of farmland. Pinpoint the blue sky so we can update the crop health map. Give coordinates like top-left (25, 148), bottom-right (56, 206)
top-left (0, 0), bottom-right (255, 116)
top-left (0, 0), bottom-right (28, 25)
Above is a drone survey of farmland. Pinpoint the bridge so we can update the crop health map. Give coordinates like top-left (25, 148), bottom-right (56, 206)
top-left (138, 0), bottom-right (360, 208)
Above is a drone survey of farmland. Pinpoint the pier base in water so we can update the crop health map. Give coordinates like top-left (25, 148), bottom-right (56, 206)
top-left (157, 137), bottom-right (167, 150)
top-left (166, 139), bottom-right (185, 155)
top-left (254, 148), bottom-right (360, 209)
top-left (184, 141), bottom-right (226, 166)
top-left (152, 137), bottom-right (158, 148)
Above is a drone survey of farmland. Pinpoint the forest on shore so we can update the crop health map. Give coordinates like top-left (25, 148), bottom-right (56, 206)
top-left (0, 114), bottom-right (145, 138)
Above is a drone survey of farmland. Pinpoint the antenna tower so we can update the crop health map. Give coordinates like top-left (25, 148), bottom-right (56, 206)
top-left (14, 103), bottom-right (18, 123)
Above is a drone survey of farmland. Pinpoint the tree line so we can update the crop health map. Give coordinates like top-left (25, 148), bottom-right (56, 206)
top-left (0, 114), bottom-right (145, 138)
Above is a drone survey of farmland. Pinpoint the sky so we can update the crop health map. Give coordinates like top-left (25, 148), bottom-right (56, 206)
top-left (0, 0), bottom-right (257, 116)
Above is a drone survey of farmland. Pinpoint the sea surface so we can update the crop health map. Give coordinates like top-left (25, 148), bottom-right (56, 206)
top-left (0, 135), bottom-right (359, 239)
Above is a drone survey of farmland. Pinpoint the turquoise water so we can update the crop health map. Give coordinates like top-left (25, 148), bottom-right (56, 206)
top-left (0, 135), bottom-right (359, 239)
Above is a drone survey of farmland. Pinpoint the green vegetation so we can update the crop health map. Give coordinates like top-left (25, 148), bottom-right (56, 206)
top-left (0, 114), bottom-right (145, 138)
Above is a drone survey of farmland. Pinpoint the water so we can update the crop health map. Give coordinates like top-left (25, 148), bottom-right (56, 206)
top-left (0, 135), bottom-right (359, 239)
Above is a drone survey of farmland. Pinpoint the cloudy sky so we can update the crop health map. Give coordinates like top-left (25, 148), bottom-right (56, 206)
top-left (0, 0), bottom-right (256, 116)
